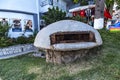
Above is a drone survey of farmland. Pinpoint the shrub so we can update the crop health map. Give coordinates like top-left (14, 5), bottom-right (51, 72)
top-left (0, 36), bottom-right (35, 47)
top-left (70, 15), bottom-right (87, 23)
top-left (0, 24), bottom-right (9, 37)
top-left (0, 23), bottom-right (35, 47)
top-left (16, 36), bottom-right (35, 44)
top-left (42, 7), bottom-right (66, 25)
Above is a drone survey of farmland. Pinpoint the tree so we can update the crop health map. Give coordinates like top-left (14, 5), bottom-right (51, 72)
top-left (73, 0), bottom-right (88, 5)
top-left (73, 0), bottom-right (79, 3)
top-left (94, 0), bottom-right (105, 29)
top-left (42, 7), bottom-right (66, 25)
top-left (72, 0), bottom-right (120, 29)
top-left (105, 0), bottom-right (114, 9)
top-left (94, 0), bottom-right (119, 29)
top-left (73, 0), bottom-right (120, 9)
top-left (72, 0), bottom-right (105, 29)
top-left (116, 0), bottom-right (120, 8)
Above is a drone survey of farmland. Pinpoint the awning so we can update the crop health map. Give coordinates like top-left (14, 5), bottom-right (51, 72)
top-left (69, 5), bottom-right (95, 13)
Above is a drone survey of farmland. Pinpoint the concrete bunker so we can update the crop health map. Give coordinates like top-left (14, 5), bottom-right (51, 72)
top-left (34, 20), bottom-right (103, 64)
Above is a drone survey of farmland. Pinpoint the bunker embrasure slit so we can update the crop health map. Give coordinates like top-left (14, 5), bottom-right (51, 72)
top-left (50, 31), bottom-right (96, 45)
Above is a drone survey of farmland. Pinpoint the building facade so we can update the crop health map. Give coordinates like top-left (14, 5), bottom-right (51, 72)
top-left (0, 0), bottom-right (39, 38)
top-left (39, 0), bottom-right (67, 13)
top-left (0, 0), bottom-right (69, 38)
top-left (0, 0), bottom-right (94, 38)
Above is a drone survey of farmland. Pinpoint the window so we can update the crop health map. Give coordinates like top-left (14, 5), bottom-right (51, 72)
top-left (40, 0), bottom-right (49, 7)
top-left (49, 0), bottom-right (53, 5)
top-left (40, 0), bottom-right (53, 7)
top-left (50, 31), bottom-right (96, 45)
top-left (88, 0), bottom-right (94, 5)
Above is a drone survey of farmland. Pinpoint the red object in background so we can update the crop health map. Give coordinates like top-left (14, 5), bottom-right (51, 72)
top-left (104, 8), bottom-right (112, 19)
top-left (72, 12), bottom-right (78, 16)
top-left (72, 10), bottom-right (86, 17)
top-left (79, 10), bottom-right (86, 17)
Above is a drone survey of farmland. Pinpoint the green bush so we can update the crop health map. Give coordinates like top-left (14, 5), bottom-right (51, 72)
top-left (0, 36), bottom-right (35, 47)
top-left (71, 15), bottom-right (87, 23)
top-left (0, 24), bottom-right (35, 47)
top-left (42, 7), bottom-right (66, 25)
top-left (0, 23), bottom-right (9, 37)
top-left (16, 36), bottom-right (35, 44)
top-left (0, 24), bottom-right (10, 47)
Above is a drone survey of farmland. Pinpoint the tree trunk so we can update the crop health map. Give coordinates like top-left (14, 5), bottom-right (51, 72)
top-left (94, 0), bottom-right (105, 29)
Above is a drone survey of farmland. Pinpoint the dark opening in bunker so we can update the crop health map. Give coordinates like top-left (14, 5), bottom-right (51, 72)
top-left (50, 31), bottom-right (96, 45)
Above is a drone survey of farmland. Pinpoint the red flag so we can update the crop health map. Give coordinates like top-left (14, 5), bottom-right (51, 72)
top-left (104, 8), bottom-right (112, 19)
top-left (79, 10), bottom-right (86, 17)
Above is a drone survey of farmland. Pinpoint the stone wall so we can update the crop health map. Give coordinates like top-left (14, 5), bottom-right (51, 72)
top-left (0, 44), bottom-right (38, 59)
top-left (46, 46), bottom-right (102, 64)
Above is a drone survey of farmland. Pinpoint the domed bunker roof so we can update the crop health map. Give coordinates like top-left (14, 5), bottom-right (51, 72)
top-left (34, 20), bottom-right (102, 51)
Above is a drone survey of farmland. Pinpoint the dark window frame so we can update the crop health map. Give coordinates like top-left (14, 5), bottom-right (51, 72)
top-left (50, 31), bottom-right (96, 45)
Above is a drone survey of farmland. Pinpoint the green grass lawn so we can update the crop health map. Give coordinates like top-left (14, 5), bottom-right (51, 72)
top-left (0, 29), bottom-right (120, 80)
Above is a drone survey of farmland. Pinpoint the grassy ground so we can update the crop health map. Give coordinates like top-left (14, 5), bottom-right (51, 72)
top-left (0, 29), bottom-right (120, 80)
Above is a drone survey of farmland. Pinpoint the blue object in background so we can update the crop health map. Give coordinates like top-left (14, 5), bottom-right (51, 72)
top-left (109, 22), bottom-right (120, 29)
top-left (114, 22), bottom-right (120, 27)
top-left (12, 28), bottom-right (22, 32)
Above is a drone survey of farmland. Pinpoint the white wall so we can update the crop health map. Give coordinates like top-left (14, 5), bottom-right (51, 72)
top-left (40, 5), bottom-right (53, 13)
top-left (0, 12), bottom-right (34, 38)
top-left (0, 12), bottom-right (33, 20)
top-left (0, 0), bottom-right (38, 13)
top-left (53, 0), bottom-right (67, 12)
top-left (39, 0), bottom-right (52, 13)
top-left (39, 0), bottom-right (67, 13)
top-left (113, 2), bottom-right (118, 11)
top-left (0, 0), bottom-right (40, 38)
